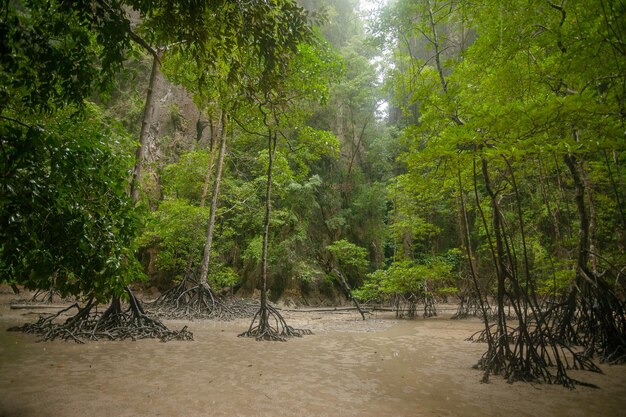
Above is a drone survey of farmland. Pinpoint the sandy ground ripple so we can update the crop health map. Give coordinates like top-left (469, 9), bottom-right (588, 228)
top-left (0, 293), bottom-right (625, 417)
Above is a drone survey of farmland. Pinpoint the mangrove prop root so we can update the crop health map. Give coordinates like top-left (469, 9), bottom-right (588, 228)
top-left (453, 293), bottom-right (494, 320)
top-left (238, 304), bottom-right (312, 342)
top-left (8, 297), bottom-right (193, 343)
top-left (393, 293), bottom-right (438, 319)
top-left (469, 306), bottom-right (604, 388)
top-left (147, 278), bottom-right (257, 321)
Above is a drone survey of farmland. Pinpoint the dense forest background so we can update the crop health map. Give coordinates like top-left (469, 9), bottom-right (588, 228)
top-left (1, 0), bottom-right (625, 385)
top-left (130, 0), bottom-right (394, 303)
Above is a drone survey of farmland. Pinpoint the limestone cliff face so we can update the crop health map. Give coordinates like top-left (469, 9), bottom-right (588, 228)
top-left (144, 63), bottom-right (209, 166)
top-left (139, 55), bottom-right (211, 206)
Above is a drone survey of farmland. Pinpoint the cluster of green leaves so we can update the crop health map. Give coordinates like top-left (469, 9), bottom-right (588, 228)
top-left (139, 199), bottom-right (209, 282)
top-left (0, 0), bottom-right (132, 113)
top-left (353, 250), bottom-right (460, 302)
top-left (326, 239), bottom-right (369, 280)
top-left (0, 1), bottom-right (152, 300)
top-left (0, 105), bottom-right (142, 301)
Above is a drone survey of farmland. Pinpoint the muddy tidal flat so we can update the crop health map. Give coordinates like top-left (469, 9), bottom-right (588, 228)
top-left (0, 292), bottom-right (625, 417)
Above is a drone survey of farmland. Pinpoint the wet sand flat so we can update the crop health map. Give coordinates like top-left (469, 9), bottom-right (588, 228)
top-left (0, 302), bottom-right (625, 417)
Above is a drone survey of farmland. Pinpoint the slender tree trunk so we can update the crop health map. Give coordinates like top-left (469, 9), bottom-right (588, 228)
top-left (481, 158), bottom-right (508, 353)
top-left (181, 112), bottom-right (219, 280)
top-left (198, 112), bottom-right (228, 286)
top-left (564, 155), bottom-right (590, 272)
top-left (504, 156), bottom-right (534, 296)
top-left (457, 168), bottom-right (491, 330)
top-left (260, 130), bottom-right (277, 318)
top-left (559, 151), bottom-right (589, 343)
top-left (582, 165), bottom-right (598, 273)
top-left (553, 152), bottom-right (574, 240)
top-left (457, 171), bottom-right (478, 293)
top-left (426, 0), bottom-right (447, 94)
top-left (604, 150), bottom-right (626, 230)
top-left (536, 157), bottom-right (564, 297)
top-left (563, 141), bottom-right (626, 362)
top-left (239, 126), bottom-right (312, 339)
top-left (130, 51), bottom-right (162, 204)
top-left (124, 51), bottom-right (163, 314)
top-left (200, 112), bottom-right (221, 207)
top-left (538, 157), bottom-right (561, 245)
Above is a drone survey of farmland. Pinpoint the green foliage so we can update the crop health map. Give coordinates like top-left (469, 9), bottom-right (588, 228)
top-left (243, 236), bottom-right (264, 265)
top-left (326, 239), bottom-right (369, 287)
top-left (140, 0), bottom-right (318, 91)
top-left (207, 264), bottom-right (240, 290)
top-left (0, 105), bottom-right (142, 301)
top-left (354, 251), bottom-right (459, 302)
top-left (0, 0), bottom-right (132, 113)
top-left (327, 239), bottom-right (369, 272)
top-left (0, 0), bottom-right (346, 303)
top-left (352, 269), bottom-right (386, 302)
top-left (293, 127), bottom-right (341, 171)
top-left (372, 0), bottom-right (625, 297)
top-left (161, 150), bottom-right (212, 203)
top-left (139, 199), bottom-right (209, 281)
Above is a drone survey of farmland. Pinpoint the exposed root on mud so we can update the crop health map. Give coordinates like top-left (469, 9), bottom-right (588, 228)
top-left (470, 322), bottom-right (601, 388)
top-left (9, 288), bottom-right (193, 343)
top-left (452, 293), bottom-right (493, 320)
top-left (393, 293), bottom-right (438, 319)
top-left (16, 287), bottom-right (73, 305)
top-left (552, 275), bottom-right (626, 365)
top-left (466, 265), bottom-right (626, 388)
top-left (238, 304), bottom-right (312, 342)
top-left (467, 302), bottom-right (603, 388)
top-left (146, 277), bottom-right (257, 320)
top-left (30, 288), bottom-right (58, 303)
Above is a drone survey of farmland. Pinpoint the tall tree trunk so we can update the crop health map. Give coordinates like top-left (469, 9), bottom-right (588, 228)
top-left (560, 151), bottom-right (587, 342)
top-left (198, 112), bottom-right (228, 287)
top-left (604, 150), bottom-right (626, 232)
top-left (537, 156), bottom-right (564, 296)
top-left (562, 148), bottom-right (626, 362)
top-left (200, 111), bottom-right (221, 207)
top-left (537, 156), bottom-right (561, 246)
top-left (426, 0), bottom-right (447, 94)
top-left (260, 130), bottom-right (277, 320)
top-left (582, 166), bottom-right (598, 274)
top-left (563, 153), bottom-right (590, 273)
top-left (239, 124), bottom-right (311, 341)
top-left (181, 111), bottom-right (220, 279)
top-left (130, 51), bottom-right (162, 204)
top-left (480, 158), bottom-right (509, 356)
top-left (125, 52), bottom-right (162, 314)
top-left (457, 168), bottom-right (491, 327)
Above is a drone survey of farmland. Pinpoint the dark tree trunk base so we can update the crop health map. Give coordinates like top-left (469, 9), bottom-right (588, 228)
top-left (452, 293), bottom-right (492, 320)
top-left (147, 277), bottom-right (257, 320)
top-left (238, 304), bottom-right (312, 342)
top-left (468, 306), bottom-right (603, 388)
top-left (9, 289), bottom-right (192, 343)
top-left (30, 288), bottom-right (57, 303)
top-left (554, 273), bottom-right (626, 365)
top-left (393, 294), bottom-right (438, 319)
top-left (423, 294), bottom-right (437, 318)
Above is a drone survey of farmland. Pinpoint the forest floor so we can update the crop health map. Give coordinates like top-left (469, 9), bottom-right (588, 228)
top-left (0, 287), bottom-right (625, 417)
